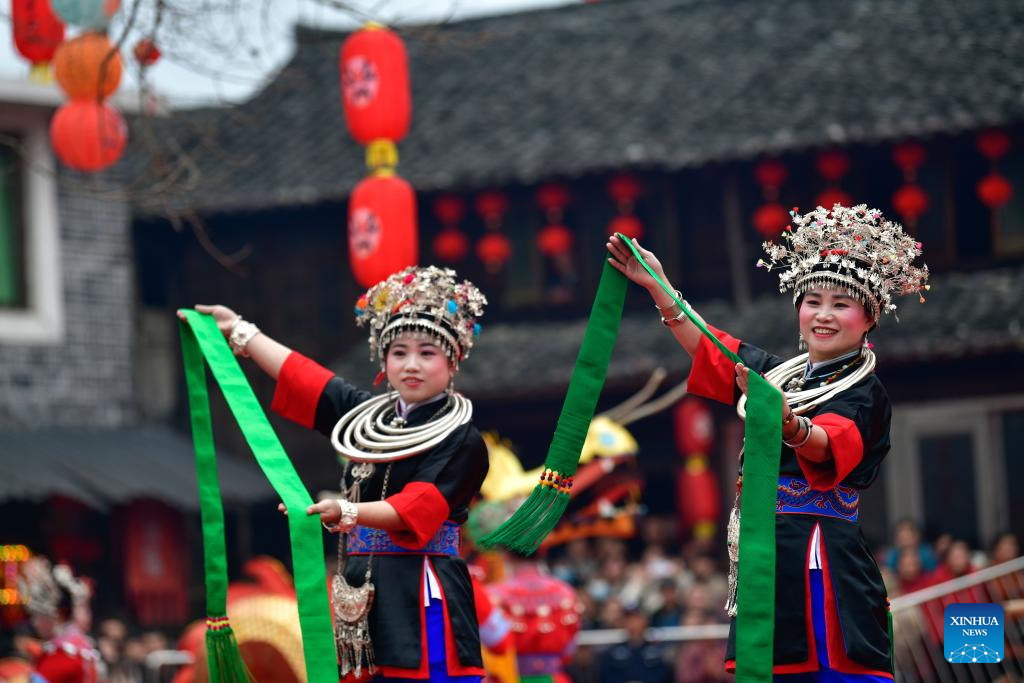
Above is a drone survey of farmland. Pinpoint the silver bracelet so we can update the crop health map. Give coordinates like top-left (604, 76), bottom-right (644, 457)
top-left (654, 289), bottom-right (684, 312)
top-left (228, 318), bottom-right (260, 357)
top-left (661, 308), bottom-right (690, 327)
top-left (322, 500), bottom-right (358, 534)
top-left (783, 416), bottom-right (814, 449)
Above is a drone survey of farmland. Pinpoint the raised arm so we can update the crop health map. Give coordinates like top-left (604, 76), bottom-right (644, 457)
top-left (606, 235), bottom-right (708, 357)
top-left (179, 304), bottom-right (292, 379)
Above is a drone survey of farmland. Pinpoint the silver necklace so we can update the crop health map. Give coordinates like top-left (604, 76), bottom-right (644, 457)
top-left (735, 349), bottom-right (875, 420)
top-left (330, 390), bottom-right (473, 463)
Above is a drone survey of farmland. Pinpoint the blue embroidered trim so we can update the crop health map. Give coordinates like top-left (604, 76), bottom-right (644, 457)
top-left (776, 475), bottom-right (859, 522)
top-left (347, 521), bottom-right (461, 556)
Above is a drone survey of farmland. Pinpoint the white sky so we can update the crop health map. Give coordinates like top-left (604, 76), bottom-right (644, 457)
top-left (1, 0), bottom-right (576, 107)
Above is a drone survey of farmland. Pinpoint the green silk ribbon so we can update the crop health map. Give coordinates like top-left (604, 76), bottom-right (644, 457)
top-left (179, 311), bottom-right (336, 683)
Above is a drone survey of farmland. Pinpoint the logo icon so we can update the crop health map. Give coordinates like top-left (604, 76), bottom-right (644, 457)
top-left (944, 603), bottom-right (1003, 663)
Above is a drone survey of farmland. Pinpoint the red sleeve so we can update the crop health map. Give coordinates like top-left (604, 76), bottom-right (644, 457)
top-left (384, 482), bottom-right (451, 549)
top-left (687, 324), bottom-right (742, 404)
top-left (796, 413), bottom-right (864, 490)
top-left (270, 352), bottom-right (334, 429)
top-left (37, 652), bottom-right (85, 683)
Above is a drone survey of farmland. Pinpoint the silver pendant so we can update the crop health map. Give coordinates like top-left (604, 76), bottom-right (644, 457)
top-left (725, 492), bottom-right (741, 618)
top-left (331, 572), bottom-right (377, 678)
top-left (350, 461), bottom-right (376, 483)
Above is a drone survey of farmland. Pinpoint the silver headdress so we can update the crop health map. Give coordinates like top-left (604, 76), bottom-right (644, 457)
top-left (757, 203), bottom-right (929, 322)
top-left (354, 266), bottom-right (487, 364)
top-left (18, 558), bottom-right (91, 617)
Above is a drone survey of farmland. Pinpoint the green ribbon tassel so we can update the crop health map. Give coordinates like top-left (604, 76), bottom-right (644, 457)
top-left (480, 236), bottom-right (780, 682)
top-left (479, 261), bottom-right (627, 553)
top-left (179, 312), bottom-right (337, 683)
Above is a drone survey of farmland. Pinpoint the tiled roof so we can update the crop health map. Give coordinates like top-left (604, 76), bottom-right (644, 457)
top-left (132, 0), bottom-right (1024, 215)
top-left (329, 264), bottom-right (1024, 400)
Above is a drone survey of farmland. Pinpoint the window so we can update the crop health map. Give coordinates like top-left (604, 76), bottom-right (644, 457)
top-left (0, 142), bottom-right (25, 308)
top-left (0, 102), bottom-right (64, 344)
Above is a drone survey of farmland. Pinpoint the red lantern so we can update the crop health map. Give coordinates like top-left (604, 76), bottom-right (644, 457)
top-left (607, 215), bottom-right (644, 240)
top-left (49, 100), bottom-right (127, 172)
top-left (537, 225), bottom-right (573, 257)
top-left (432, 194), bottom-right (466, 225)
top-left (816, 150), bottom-right (850, 182)
top-left (607, 174), bottom-right (642, 204)
top-left (977, 130), bottom-right (1011, 161)
top-left (133, 38), bottom-right (160, 66)
top-left (673, 398), bottom-right (714, 456)
top-left (347, 173), bottom-right (418, 287)
top-left (12, 0), bottom-right (65, 65)
top-left (892, 184), bottom-right (929, 222)
top-left (816, 188), bottom-right (853, 211)
top-left (676, 458), bottom-right (721, 535)
top-left (754, 159), bottom-right (787, 190)
top-left (892, 142), bottom-right (926, 173)
top-left (753, 202), bottom-right (790, 238)
top-left (339, 24), bottom-right (411, 145)
top-left (475, 191), bottom-right (509, 223)
top-left (977, 172), bottom-right (1013, 209)
top-left (536, 183), bottom-right (571, 213)
top-left (477, 232), bottom-right (512, 271)
top-left (432, 227), bottom-right (469, 263)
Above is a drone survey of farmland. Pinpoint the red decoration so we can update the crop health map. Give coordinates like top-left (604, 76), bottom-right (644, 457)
top-left (536, 183), bottom-right (571, 212)
top-left (676, 459), bottom-right (721, 534)
top-left (132, 38), bottom-right (161, 66)
top-left (339, 24), bottom-right (411, 145)
top-left (673, 398), bottom-right (714, 456)
top-left (477, 232), bottom-right (512, 271)
top-left (347, 173), bottom-right (418, 287)
top-left (607, 174), bottom-right (642, 204)
top-left (892, 184), bottom-right (929, 223)
top-left (977, 172), bottom-right (1013, 209)
top-left (475, 191), bottom-right (509, 223)
top-left (122, 501), bottom-right (188, 626)
top-left (607, 215), bottom-right (644, 239)
top-left (537, 224), bottom-right (573, 257)
top-left (12, 0), bottom-right (65, 65)
top-left (816, 150), bottom-right (850, 182)
top-left (432, 227), bottom-right (469, 263)
top-left (892, 142), bottom-right (926, 173)
top-left (753, 202), bottom-right (790, 238)
top-left (49, 100), bottom-right (127, 172)
top-left (977, 130), bottom-right (1011, 161)
top-left (753, 159), bottom-right (787, 190)
top-left (432, 194), bottom-right (466, 225)
top-left (54, 32), bottom-right (123, 100)
top-left (816, 187), bottom-right (853, 211)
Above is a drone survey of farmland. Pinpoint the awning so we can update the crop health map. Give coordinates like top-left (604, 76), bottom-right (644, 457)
top-left (0, 426), bottom-right (274, 510)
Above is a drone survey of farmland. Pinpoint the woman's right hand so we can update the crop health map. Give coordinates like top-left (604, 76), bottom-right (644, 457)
top-left (176, 304), bottom-right (239, 339)
top-left (606, 235), bottom-right (666, 291)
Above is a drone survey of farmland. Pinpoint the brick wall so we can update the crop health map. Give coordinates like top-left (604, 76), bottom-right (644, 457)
top-left (0, 173), bottom-right (135, 428)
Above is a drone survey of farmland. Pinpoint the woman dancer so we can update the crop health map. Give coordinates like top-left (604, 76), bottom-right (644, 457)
top-left (607, 204), bottom-right (928, 681)
top-left (188, 265), bottom-right (489, 682)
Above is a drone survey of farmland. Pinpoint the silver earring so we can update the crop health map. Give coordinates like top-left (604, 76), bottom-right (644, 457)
top-left (798, 333), bottom-right (807, 351)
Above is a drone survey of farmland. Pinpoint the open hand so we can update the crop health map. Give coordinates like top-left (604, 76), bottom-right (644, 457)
top-left (605, 235), bottom-right (666, 291)
top-left (735, 363), bottom-right (750, 396)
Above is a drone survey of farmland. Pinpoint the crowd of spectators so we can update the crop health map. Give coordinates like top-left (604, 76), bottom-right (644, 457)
top-left (552, 516), bottom-right (1022, 683)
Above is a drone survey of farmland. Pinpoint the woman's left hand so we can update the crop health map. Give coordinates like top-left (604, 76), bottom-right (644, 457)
top-left (734, 363), bottom-right (750, 396)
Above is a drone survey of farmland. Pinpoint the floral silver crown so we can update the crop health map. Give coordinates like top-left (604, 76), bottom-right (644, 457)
top-left (18, 558), bottom-right (90, 617)
top-left (354, 266), bottom-right (487, 364)
top-left (757, 203), bottom-right (929, 321)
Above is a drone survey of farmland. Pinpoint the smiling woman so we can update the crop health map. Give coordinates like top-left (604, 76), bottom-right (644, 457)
top-left (607, 203), bottom-right (929, 681)
top-left (182, 265), bottom-right (491, 682)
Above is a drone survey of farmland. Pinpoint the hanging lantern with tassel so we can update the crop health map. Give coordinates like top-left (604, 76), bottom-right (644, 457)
top-left (431, 194), bottom-right (469, 263)
top-left (976, 130), bottom-right (1013, 210)
top-left (672, 398), bottom-right (720, 540)
top-left (891, 141), bottom-right (929, 227)
top-left (606, 174), bottom-right (644, 239)
top-left (815, 149), bottom-right (853, 210)
top-left (474, 190), bottom-right (512, 273)
top-left (49, 99), bottom-right (127, 172)
top-left (752, 159), bottom-right (789, 238)
top-left (12, 0), bottom-right (65, 80)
